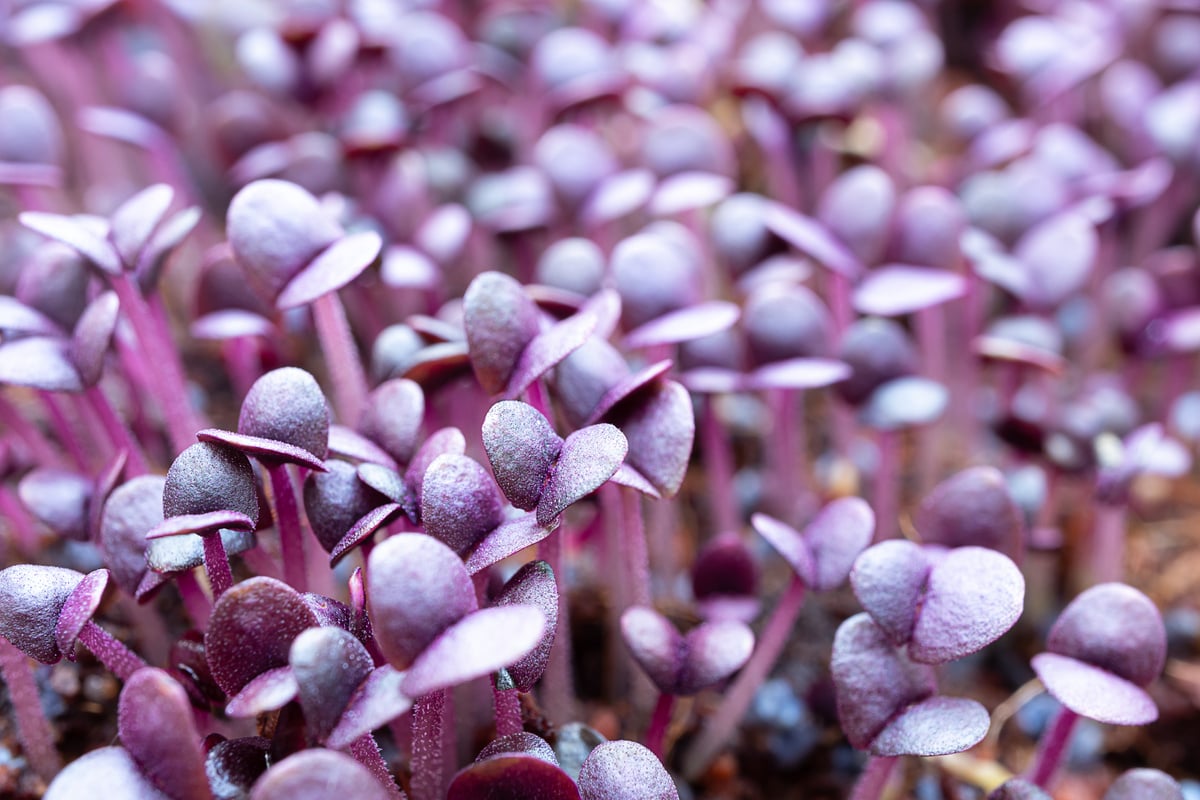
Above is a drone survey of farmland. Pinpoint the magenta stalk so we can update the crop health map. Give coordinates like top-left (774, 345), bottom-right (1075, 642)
top-left (850, 755), bottom-right (900, 800)
top-left (266, 463), bottom-right (309, 592)
top-left (872, 430), bottom-right (899, 541)
top-left (1026, 706), bottom-right (1080, 789)
top-left (537, 531), bottom-right (577, 724)
top-left (77, 620), bottom-right (147, 682)
top-left (201, 534), bottom-right (234, 598)
top-left (493, 684), bottom-right (523, 737)
top-left (410, 690), bottom-right (448, 800)
top-left (175, 570), bottom-right (212, 629)
top-left (701, 396), bottom-right (740, 535)
top-left (644, 692), bottom-right (675, 759)
top-left (0, 635), bottom-right (62, 782)
top-left (349, 733), bottom-right (406, 800)
top-left (682, 574), bottom-right (807, 779)
top-left (1090, 502), bottom-right (1128, 585)
top-left (312, 292), bottom-right (369, 426)
top-left (85, 386), bottom-right (148, 476)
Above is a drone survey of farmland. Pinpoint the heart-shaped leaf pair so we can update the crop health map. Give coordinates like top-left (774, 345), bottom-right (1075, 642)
top-left (620, 606), bottom-right (753, 696)
top-left (117, 668), bottom-right (209, 800)
top-left (448, 736), bottom-right (678, 800)
top-left (850, 541), bottom-right (1025, 664)
top-left (366, 533), bottom-right (547, 697)
top-left (0, 291), bottom-right (120, 391)
top-left (1031, 582), bottom-right (1165, 725)
top-left (832, 613), bottom-right (989, 757)
top-left (752, 497), bottom-right (875, 592)
top-left (249, 749), bottom-right (394, 800)
top-left (915, 466), bottom-right (1024, 561)
top-left (483, 401), bottom-right (627, 527)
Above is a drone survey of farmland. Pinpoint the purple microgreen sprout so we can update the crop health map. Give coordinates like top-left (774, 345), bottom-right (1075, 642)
top-left (831, 613), bottom-right (990, 800)
top-left (915, 466), bottom-right (1025, 562)
top-left (620, 606), bottom-right (753, 757)
top-left (492, 561), bottom-right (559, 735)
top-left (683, 498), bottom-right (874, 779)
top-left (249, 749), bottom-right (395, 800)
top-left (44, 746), bottom-right (169, 800)
top-left (988, 779), bottom-right (1051, 800)
top-left (227, 179), bottom-right (381, 423)
top-left (691, 532), bottom-right (760, 623)
top-left (447, 733), bottom-right (579, 800)
top-left (118, 668), bottom-right (211, 800)
top-left (576, 740), bottom-right (679, 800)
top-left (1105, 768), bottom-right (1183, 800)
top-left (1026, 583), bottom-right (1166, 789)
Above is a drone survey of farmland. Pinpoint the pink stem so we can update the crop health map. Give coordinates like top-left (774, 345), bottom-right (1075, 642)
top-left (410, 691), bottom-right (447, 800)
top-left (312, 292), bottom-right (369, 426)
top-left (872, 430), bottom-right (898, 541)
top-left (109, 272), bottom-right (201, 452)
top-left (202, 534), bottom-right (234, 598)
top-left (349, 733), bottom-right (406, 800)
top-left (1091, 503), bottom-right (1127, 585)
top-left (850, 755), bottom-right (900, 800)
top-left (267, 463), bottom-right (308, 591)
top-left (644, 692), bottom-right (675, 758)
top-left (0, 487), bottom-right (41, 555)
top-left (623, 488), bottom-right (651, 607)
top-left (39, 391), bottom-right (89, 470)
top-left (493, 685), bottom-right (523, 737)
top-left (701, 397), bottom-right (740, 535)
top-left (0, 392), bottom-right (61, 466)
top-left (0, 635), bottom-right (62, 781)
top-left (77, 620), bottom-right (146, 682)
top-left (537, 531), bottom-right (576, 724)
top-left (175, 570), bottom-right (212, 628)
top-left (682, 575), bottom-right (807, 779)
top-left (85, 386), bottom-right (148, 475)
top-left (1026, 706), bottom-right (1079, 789)
top-left (222, 337), bottom-right (262, 400)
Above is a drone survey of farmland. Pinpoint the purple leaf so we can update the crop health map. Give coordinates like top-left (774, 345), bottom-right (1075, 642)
top-left (537, 424), bottom-right (627, 526)
top-left (1032, 652), bottom-right (1158, 725)
top-left (818, 165), bottom-right (896, 267)
top-left (144, 511), bottom-right (257, 540)
top-left (224, 666), bottom-right (299, 718)
top-left (763, 202), bottom-right (862, 279)
top-left (18, 468), bottom-right (92, 540)
top-left (0, 296), bottom-right (65, 337)
top-left (164, 442), bottom-right (260, 523)
top-left (249, 749), bottom-right (392, 800)
top-left (54, 569), bottom-right (108, 659)
top-left (237, 367), bottom-right (331, 462)
top-left (100, 475), bottom-right (163, 595)
top-left (69, 290), bottom-right (119, 386)
top-left (45, 747), bottom-right (169, 800)
top-left (853, 265), bottom-right (967, 317)
top-left (146, 528), bottom-right (256, 575)
top-left (581, 168), bottom-right (655, 227)
top-left (401, 605), bottom-right (546, 697)
top-left (227, 180), bottom-right (343, 300)
top-left (862, 376), bottom-right (948, 430)
top-left (751, 513), bottom-right (815, 584)
top-left (745, 358), bottom-right (851, 391)
top-left (493, 561), bottom-right (559, 691)
top-left (326, 665), bottom-right (414, 750)
top-left (744, 283), bottom-right (831, 364)
top-left (464, 271), bottom-right (540, 395)
top-left (108, 184), bottom-right (174, 270)
top-left (622, 301), bottom-right (740, 350)
top-left (802, 497), bottom-right (876, 592)
top-left (327, 425), bottom-right (397, 468)
top-left (577, 741), bottom-right (679, 800)
top-left (290, 626), bottom-right (375, 743)
top-left (359, 379), bottom-right (425, 465)
top-left (447, 753), bottom-right (580, 800)
top-left (205, 577), bottom-right (319, 697)
top-left (692, 533), bottom-right (760, 623)
top-left (915, 467), bottom-right (1023, 560)
top-left (650, 171), bottom-right (734, 216)
top-left (118, 668), bottom-right (210, 800)
top-left (909, 547), bottom-right (1024, 664)
top-left (850, 540), bottom-right (930, 646)
top-left (421, 454), bottom-right (506, 555)
top-left (1044, 583), bottom-right (1166, 688)
top-left (19, 211), bottom-right (122, 274)
top-left (206, 738), bottom-right (271, 800)
top-left (677, 620), bottom-right (754, 695)
top-left (505, 306), bottom-right (600, 400)
top-left (612, 380), bottom-right (694, 498)
top-left (482, 401), bottom-right (563, 512)
top-left (465, 513), bottom-right (553, 576)
top-left (275, 230), bottom-right (382, 310)
top-left (406, 427), bottom-right (466, 503)
top-left (0, 336), bottom-right (83, 391)
top-left (304, 460), bottom-right (385, 553)
top-left (0, 564), bottom-right (83, 663)
top-left (586, 360), bottom-right (674, 426)
top-left (619, 606), bottom-right (680, 693)
top-left (830, 614), bottom-right (936, 750)
top-left (1012, 212), bottom-right (1097, 309)
top-left (988, 779), bottom-right (1053, 800)
top-left (366, 533), bottom-right (477, 669)
top-left (870, 696), bottom-right (989, 757)
top-left (191, 310), bottom-right (275, 341)
top-left (1105, 769), bottom-right (1183, 800)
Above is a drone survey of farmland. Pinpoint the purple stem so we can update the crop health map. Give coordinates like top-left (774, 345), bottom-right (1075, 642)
top-left (312, 292), bottom-right (369, 426)
top-left (1090, 501), bottom-right (1128, 586)
top-left (850, 755), bottom-right (900, 800)
top-left (873, 430), bottom-right (899, 541)
top-left (0, 487), bottom-right (41, 555)
top-left (623, 488), bottom-right (651, 608)
top-left (644, 692), bottom-right (675, 759)
top-left (109, 272), bottom-right (201, 452)
top-left (222, 337), bottom-right (262, 400)
top-left (0, 392), bottom-right (61, 466)
top-left (0, 635), bottom-right (62, 781)
top-left (175, 570), bottom-right (212, 629)
top-left (349, 733), bottom-right (406, 800)
top-left (266, 463), bottom-right (308, 591)
top-left (767, 388), bottom-right (805, 524)
top-left (681, 574), bottom-right (808, 780)
top-left (410, 691), bottom-right (446, 800)
top-left (701, 396), bottom-right (740, 535)
top-left (202, 534), bottom-right (234, 598)
top-left (537, 531), bottom-right (577, 724)
top-left (1026, 706), bottom-right (1079, 789)
top-left (85, 386), bottom-right (148, 475)
top-left (493, 685), bottom-right (522, 737)
top-left (77, 620), bottom-right (147, 682)
top-left (39, 391), bottom-right (89, 470)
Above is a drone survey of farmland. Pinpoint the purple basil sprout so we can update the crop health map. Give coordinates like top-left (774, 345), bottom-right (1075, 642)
top-left (691, 532), bottom-right (760, 623)
top-left (0, 85), bottom-right (63, 191)
top-left (0, 564), bottom-right (146, 681)
top-left (43, 747), bottom-right (168, 800)
top-left (146, 441), bottom-right (260, 598)
top-left (915, 466), bottom-right (1025, 562)
top-left (682, 498), bottom-right (874, 779)
top-left (366, 533), bottom-right (546, 800)
top-left (115, 667), bottom-right (211, 800)
top-left (249, 748), bottom-right (395, 800)
top-left (850, 540), bottom-right (1024, 664)
top-left (200, 366), bottom-right (331, 591)
top-left (1026, 583), bottom-right (1166, 789)
top-left (19, 183), bottom-right (203, 451)
top-left (831, 613), bottom-right (991, 799)
top-left (621, 606), bottom-right (753, 757)
top-left (1105, 768), bottom-right (1183, 800)
top-left (226, 179), bottom-right (381, 424)
top-left (491, 561), bottom-right (559, 736)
